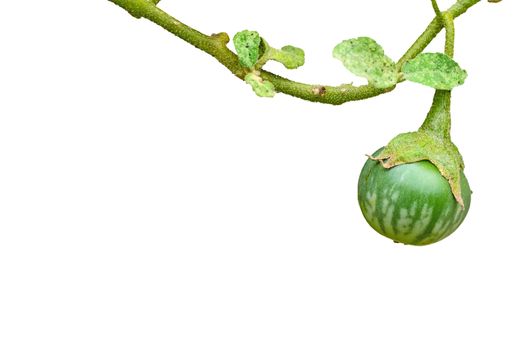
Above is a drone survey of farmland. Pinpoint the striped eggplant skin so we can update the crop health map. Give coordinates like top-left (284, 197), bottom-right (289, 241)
top-left (358, 148), bottom-right (471, 246)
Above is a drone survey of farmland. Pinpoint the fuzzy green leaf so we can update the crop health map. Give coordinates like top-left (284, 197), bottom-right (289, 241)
top-left (244, 72), bottom-right (275, 98)
top-left (370, 130), bottom-right (466, 207)
top-left (233, 30), bottom-right (262, 68)
top-left (270, 45), bottom-right (305, 69)
top-left (402, 53), bottom-right (467, 90)
top-left (333, 37), bottom-right (398, 89)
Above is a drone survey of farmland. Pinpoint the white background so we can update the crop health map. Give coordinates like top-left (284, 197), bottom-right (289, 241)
top-left (1, 1), bottom-right (527, 349)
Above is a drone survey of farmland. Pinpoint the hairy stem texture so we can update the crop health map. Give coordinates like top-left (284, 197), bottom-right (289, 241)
top-left (109, 0), bottom-right (482, 105)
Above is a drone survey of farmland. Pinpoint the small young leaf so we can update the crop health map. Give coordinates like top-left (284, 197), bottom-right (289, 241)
top-left (333, 37), bottom-right (398, 89)
top-left (270, 45), bottom-right (305, 69)
top-left (402, 53), bottom-right (468, 90)
top-left (245, 72), bottom-right (276, 98)
top-left (233, 30), bottom-right (262, 68)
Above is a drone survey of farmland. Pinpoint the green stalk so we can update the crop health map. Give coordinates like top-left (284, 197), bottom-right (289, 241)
top-left (396, 0), bottom-right (479, 70)
top-left (420, 90), bottom-right (452, 139)
top-left (420, 5), bottom-right (457, 140)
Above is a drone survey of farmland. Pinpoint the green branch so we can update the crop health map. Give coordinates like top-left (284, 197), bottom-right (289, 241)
top-left (108, 0), bottom-right (483, 105)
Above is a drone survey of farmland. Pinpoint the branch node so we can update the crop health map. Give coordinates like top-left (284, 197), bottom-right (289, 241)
top-left (211, 32), bottom-right (230, 46)
top-left (311, 85), bottom-right (327, 97)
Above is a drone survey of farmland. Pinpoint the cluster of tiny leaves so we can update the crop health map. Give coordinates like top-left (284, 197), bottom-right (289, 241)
top-left (370, 130), bottom-right (466, 207)
top-left (332, 37), bottom-right (467, 91)
top-left (333, 37), bottom-right (398, 89)
top-left (402, 53), bottom-right (467, 90)
top-left (234, 30), bottom-right (305, 97)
